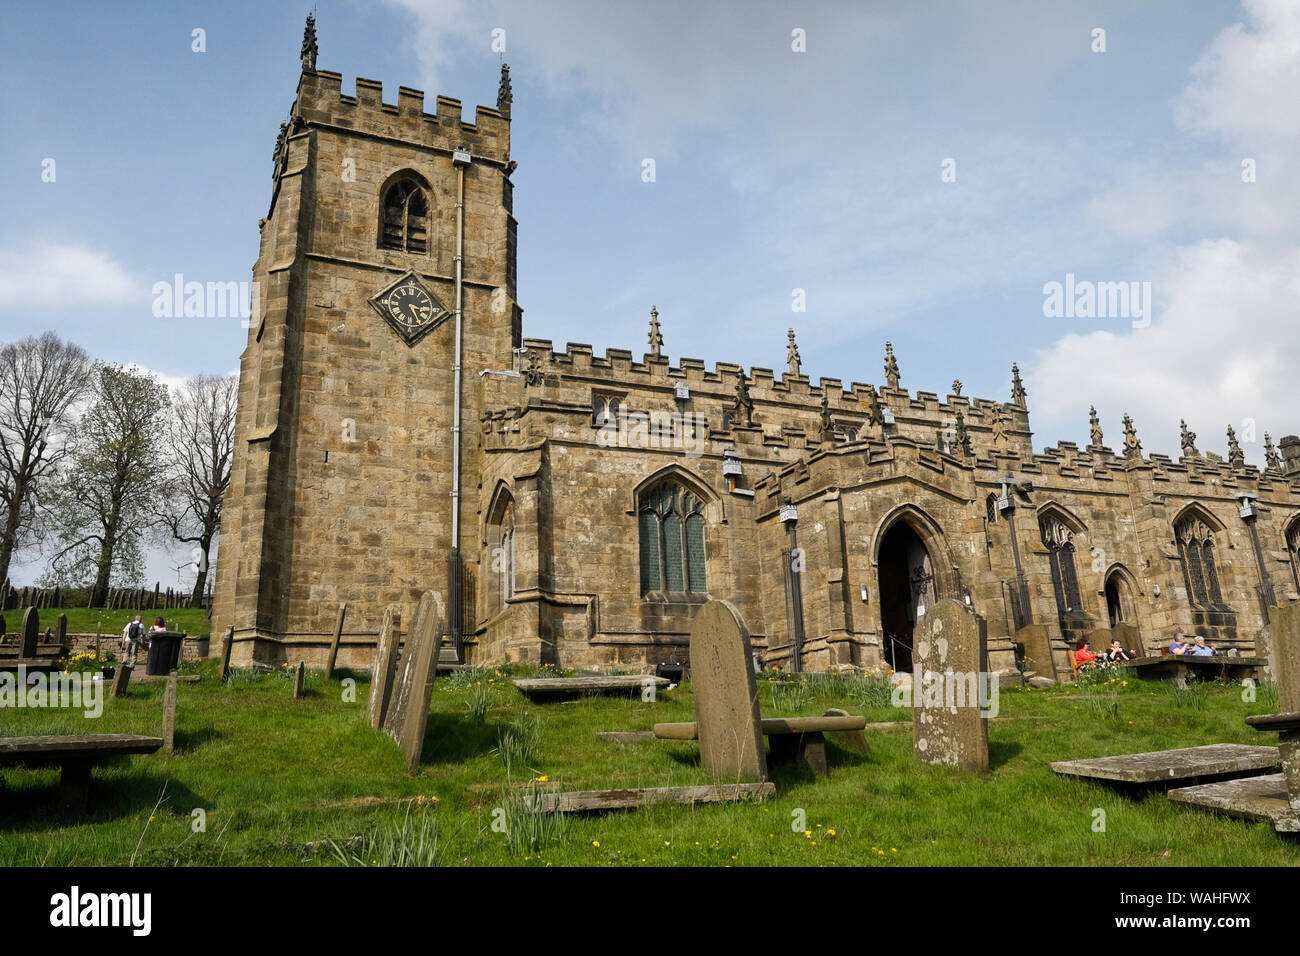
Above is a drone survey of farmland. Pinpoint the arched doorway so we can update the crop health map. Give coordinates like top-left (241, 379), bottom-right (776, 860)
top-left (877, 522), bottom-right (937, 673)
top-left (1104, 575), bottom-right (1125, 627)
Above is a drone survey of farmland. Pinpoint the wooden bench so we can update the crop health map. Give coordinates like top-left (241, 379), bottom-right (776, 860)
top-left (654, 713), bottom-right (867, 777)
top-left (0, 659), bottom-right (62, 674)
top-left (512, 675), bottom-right (669, 701)
top-left (0, 734), bottom-right (163, 818)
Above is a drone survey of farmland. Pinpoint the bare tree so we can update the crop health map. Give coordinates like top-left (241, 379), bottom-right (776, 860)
top-left (157, 373), bottom-right (237, 602)
top-left (0, 333), bottom-right (95, 585)
top-left (45, 365), bottom-right (170, 605)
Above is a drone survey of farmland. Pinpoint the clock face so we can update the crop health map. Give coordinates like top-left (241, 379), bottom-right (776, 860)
top-left (368, 273), bottom-right (446, 345)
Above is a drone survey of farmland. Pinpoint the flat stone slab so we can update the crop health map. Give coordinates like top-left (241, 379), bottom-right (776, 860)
top-left (1168, 774), bottom-right (1300, 832)
top-left (1244, 712), bottom-right (1300, 733)
top-left (0, 734), bottom-right (165, 766)
top-left (1051, 744), bottom-right (1280, 784)
top-left (653, 715), bottom-right (868, 740)
top-left (512, 675), bottom-right (669, 699)
top-left (526, 782), bottom-right (775, 814)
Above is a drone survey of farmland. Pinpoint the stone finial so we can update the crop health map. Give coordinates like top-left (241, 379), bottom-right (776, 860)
top-left (1179, 420), bottom-right (1198, 458)
top-left (301, 12), bottom-right (318, 73)
top-left (647, 305), bottom-right (663, 359)
top-left (952, 379), bottom-right (962, 397)
top-left (497, 62), bottom-right (513, 117)
top-left (1011, 363), bottom-right (1027, 407)
top-left (1088, 405), bottom-right (1103, 447)
top-left (733, 372), bottom-right (754, 427)
top-left (1265, 432), bottom-right (1282, 472)
top-left (883, 342), bottom-right (900, 389)
top-left (273, 121), bottom-right (288, 179)
top-left (787, 328), bottom-right (801, 377)
top-left (991, 407), bottom-right (1008, 452)
top-left (817, 391), bottom-right (833, 443)
top-left (955, 410), bottom-right (972, 456)
top-left (1226, 425), bottom-right (1245, 467)
top-left (1122, 413), bottom-right (1142, 459)
top-left (863, 384), bottom-right (884, 427)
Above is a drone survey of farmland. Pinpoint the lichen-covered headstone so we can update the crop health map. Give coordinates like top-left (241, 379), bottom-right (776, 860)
top-left (292, 661), bottom-right (306, 699)
top-left (1268, 604), bottom-right (1300, 715)
top-left (912, 598), bottom-right (990, 773)
top-left (384, 591), bottom-right (445, 772)
top-left (689, 600), bottom-right (767, 782)
top-left (19, 606), bottom-right (38, 658)
top-left (112, 663), bottom-right (132, 699)
top-left (368, 605), bottom-right (402, 729)
top-left (218, 626), bottom-right (233, 682)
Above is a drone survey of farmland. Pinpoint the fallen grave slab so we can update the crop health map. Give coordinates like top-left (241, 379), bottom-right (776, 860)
top-left (1168, 774), bottom-right (1300, 832)
top-left (655, 714), bottom-right (869, 777)
top-left (525, 782), bottom-right (775, 814)
top-left (512, 675), bottom-right (669, 701)
top-left (1050, 744), bottom-right (1279, 784)
top-left (598, 730), bottom-right (656, 742)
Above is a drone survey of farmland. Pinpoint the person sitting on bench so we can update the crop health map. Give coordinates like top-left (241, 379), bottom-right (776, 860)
top-left (1104, 639), bottom-right (1131, 662)
top-left (1074, 640), bottom-right (1099, 668)
top-left (1189, 635), bottom-right (1216, 657)
top-left (1169, 634), bottom-right (1190, 655)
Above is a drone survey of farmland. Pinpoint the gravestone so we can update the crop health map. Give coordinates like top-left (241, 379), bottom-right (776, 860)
top-left (1267, 604), bottom-right (1300, 714)
top-left (112, 663), bottom-right (132, 699)
top-left (688, 599), bottom-right (767, 782)
top-left (218, 626), bottom-right (233, 681)
top-left (384, 591), bottom-right (445, 771)
top-left (367, 605), bottom-right (401, 729)
top-left (324, 602), bottom-right (347, 678)
top-left (1014, 623), bottom-right (1062, 682)
top-left (912, 598), bottom-right (990, 773)
top-left (55, 613), bottom-right (67, 650)
top-left (162, 674), bottom-right (178, 754)
top-left (293, 661), bottom-right (306, 699)
top-left (20, 606), bottom-right (38, 658)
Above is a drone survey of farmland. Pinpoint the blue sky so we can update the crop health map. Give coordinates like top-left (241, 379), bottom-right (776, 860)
top-left (1, 0), bottom-right (1297, 585)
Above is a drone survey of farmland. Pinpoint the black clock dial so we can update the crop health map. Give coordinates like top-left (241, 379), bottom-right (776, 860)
top-left (383, 281), bottom-right (436, 330)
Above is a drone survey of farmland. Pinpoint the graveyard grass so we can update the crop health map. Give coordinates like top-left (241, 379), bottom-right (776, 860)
top-left (7, 607), bottom-right (212, 641)
top-left (1, 664), bottom-right (1297, 866)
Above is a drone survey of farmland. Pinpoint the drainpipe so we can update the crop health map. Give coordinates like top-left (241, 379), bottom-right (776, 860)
top-left (1239, 494), bottom-right (1275, 619)
top-left (1000, 483), bottom-right (1032, 628)
top-left (448, 146), bottom-right (471, 661)
top-left (780, 500), bottom-right (804, 672)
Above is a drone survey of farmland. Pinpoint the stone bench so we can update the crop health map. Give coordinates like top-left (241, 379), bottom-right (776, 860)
top-left (1122, 655), bottom-right (1268, 684)
top-left (511, 675), bottom-right (669, 701)
top-left (0, 734), bottom-right (163, 818)
top-left (654, 713), bottom-right (867, 777)
top-left (1050, 743), bottom-right (1280, 785)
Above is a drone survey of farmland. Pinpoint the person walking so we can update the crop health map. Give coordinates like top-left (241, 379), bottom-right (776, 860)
top-left (122, 615), bottom-right (144, 665)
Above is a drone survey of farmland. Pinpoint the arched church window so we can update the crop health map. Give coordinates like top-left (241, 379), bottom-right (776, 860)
top-left (1040, 515), bottom-right (1082, 611)
top-left (986, 494), bottom-right (999, 524)
top-left (487, 492), bottom-right (516, 614)
top-left (380, 178), bottom-right (429, 253)
top-left (1176, 515), bottom-right (1226, 608)
top-left (639, 480), bottom-right (707, 596)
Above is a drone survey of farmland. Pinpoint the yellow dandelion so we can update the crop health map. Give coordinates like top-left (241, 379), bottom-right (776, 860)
top-left (827, 829), bottom-right (836, 836)
top-left (592, 841), bottom-right (600, 847)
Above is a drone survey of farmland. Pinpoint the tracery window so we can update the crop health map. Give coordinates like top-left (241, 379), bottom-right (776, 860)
top-left (1040, 515), bottom-right (1083, 612)
top-left (639, 480), bottom-right (707, 596)
top-left (1177, 516), bottom-right (1224, 607)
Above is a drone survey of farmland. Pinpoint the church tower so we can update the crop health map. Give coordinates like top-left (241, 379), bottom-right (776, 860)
top-left (212, 16), bottom-right (520, 665)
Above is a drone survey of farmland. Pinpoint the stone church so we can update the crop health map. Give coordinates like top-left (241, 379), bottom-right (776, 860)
top-left (212, 18), bottom-right (1300, 682)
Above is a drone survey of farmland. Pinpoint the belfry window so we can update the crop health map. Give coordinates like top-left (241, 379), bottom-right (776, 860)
top-left (1177, 516), bottom-right (1224, 608)
top-left (639, 480), bottom-right (707, 596)
top-left (380, 179), bottom-right (429, 253)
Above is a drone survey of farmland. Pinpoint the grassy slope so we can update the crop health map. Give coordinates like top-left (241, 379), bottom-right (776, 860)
top-left (3, 607), bottom-right (211, 639)
top-left (0, 664), bottom-right (1295, 866)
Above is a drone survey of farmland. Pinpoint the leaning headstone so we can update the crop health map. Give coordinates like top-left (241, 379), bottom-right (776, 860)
top-left (218, 626), bottom-right (233, 681)
top-left (912, 598), bottom-right (990, 773)
top-left (324, 602), bottom-right (347, 678)
top-left (292, 661), bottom-right (306, 699)
top-left (1266, 604), bottom-right (1300, 714)
top-left (384, 591), bottom-right (445, 772)
top-left (688, 600), bottom-right (767, 782)
top-left (367, 605), bottom-right (402, 729)
top-left (112, 663), bottom-right (133, 699)
top-left (55, 613), bottom-right (68, 650)
top-left (19, 606), bottom-right (38, 658)
top-left (162, 673), bottom-right (178, 754)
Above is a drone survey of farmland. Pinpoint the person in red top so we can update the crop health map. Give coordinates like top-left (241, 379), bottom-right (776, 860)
top-left (1074, 640), bottom-right (1099, 668)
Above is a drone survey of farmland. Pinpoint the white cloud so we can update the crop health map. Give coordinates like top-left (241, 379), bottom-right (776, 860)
top-left (0, 241), bottom-right (138, 309)
top-left (1028, 239), bottom-right (1299, 464)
